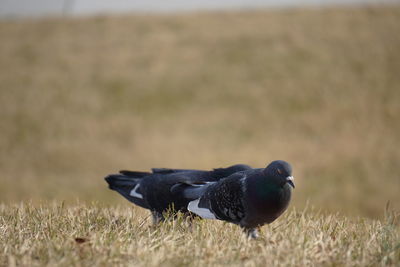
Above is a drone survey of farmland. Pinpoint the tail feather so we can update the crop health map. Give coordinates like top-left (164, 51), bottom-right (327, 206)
top-left (105, 174), bottom-right (149, 209)
top-left (106, 176), bottom-right (140, 187)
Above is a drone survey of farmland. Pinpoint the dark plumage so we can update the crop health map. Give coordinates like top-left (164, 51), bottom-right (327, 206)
top-left (105, 164), bottom-right (252, 223)
top-left (175, 160), bottom-right (295, 238)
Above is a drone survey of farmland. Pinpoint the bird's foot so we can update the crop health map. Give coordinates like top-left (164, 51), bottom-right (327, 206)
top-left (151, 211), bottom-right (165, 225)
top-left (244, 228), bottom-right (259, 239)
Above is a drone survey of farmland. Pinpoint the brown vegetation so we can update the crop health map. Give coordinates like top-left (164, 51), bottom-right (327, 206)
top-left (0, 5), bottom-right (400, 265)
top-left (1, 6), bottom-right (399, 217)
top-left (1, 203), bottom-right (399, 266)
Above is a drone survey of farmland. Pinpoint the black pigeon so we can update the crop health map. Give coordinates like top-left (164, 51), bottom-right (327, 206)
top-left (173, 160), bottom-right (294, 238)
top-left (105, 164), bottom-right (252, 224)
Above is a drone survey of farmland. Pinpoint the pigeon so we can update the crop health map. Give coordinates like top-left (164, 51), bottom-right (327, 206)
top-left (172, 160), bottom-right (294, 238)
top-left (105, 164), bottom-right (252, 224)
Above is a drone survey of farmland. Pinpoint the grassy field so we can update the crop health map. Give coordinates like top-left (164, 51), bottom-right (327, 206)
top-left (1, 203), bottom-right (399, 266)
top-left (0, 5), bottom-right (400, 266)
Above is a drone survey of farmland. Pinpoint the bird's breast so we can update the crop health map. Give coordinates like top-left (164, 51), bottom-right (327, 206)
top-left (243, 185), bottom-right (292, 227)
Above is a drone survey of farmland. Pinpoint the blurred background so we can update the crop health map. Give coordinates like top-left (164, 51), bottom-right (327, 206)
top-left (0, 0), bottom-right (399, 218)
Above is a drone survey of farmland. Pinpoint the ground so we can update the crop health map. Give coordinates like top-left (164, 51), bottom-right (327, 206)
top-left (1, 203), bottom-right (399, 266)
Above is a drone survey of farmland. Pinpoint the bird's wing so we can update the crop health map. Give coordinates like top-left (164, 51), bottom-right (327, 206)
top-left (188, 198), bottom-right (217, 219)
top-left (153, 164), bottom-right (251, 178)
top-left (151, 168), bottom-right (202, 174)
top-left (212, 164), bottom-right (252, 178)
top-left (188, 172), bottom-right (247, 223)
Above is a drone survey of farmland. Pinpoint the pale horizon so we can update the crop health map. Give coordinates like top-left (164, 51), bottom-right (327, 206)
top-left (1, 0), bottom-right (399, 18)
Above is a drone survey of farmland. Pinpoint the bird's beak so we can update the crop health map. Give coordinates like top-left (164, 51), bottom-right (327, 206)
top-left (286, 176), bottom-right (295, 188)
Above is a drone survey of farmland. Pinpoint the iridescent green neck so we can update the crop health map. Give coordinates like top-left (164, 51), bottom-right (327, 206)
top-left (253, 179), bottom-right (282, 199)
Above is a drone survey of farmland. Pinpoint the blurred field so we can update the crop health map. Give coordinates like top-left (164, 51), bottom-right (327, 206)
top-left (0, 6), bottom-right (400, 219)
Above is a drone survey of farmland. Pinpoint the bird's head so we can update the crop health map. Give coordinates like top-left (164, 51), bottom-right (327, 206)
top-left (263, 160), bottom-right (295, 188)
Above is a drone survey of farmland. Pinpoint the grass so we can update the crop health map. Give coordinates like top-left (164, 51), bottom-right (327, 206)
top-left (0, 203), bottom-right (399, 266)
top-left (0, 4), bottom-right (400, 266)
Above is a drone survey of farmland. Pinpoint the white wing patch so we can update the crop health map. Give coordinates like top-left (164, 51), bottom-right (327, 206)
top-left (129, 184), bottom-right (143, 199)
top-left (188, 199), bottom-right (216, 219)
top-left (240, 174), bottom-right (247, 193)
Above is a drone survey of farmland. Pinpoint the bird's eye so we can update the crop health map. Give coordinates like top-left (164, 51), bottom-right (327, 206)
top-left (277, 169), bottom-right (282, 174)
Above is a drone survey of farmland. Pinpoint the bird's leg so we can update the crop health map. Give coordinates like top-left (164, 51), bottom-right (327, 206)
top-left (243, 227), bottom-right (259, 239)
top-left (151, 211), bottom-right (165, 225)
top-left (182, 212), bottom-right (197, 231)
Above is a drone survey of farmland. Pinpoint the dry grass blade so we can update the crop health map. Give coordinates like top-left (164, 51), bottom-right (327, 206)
top-left (0, 203), bottom-right (398, 266)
